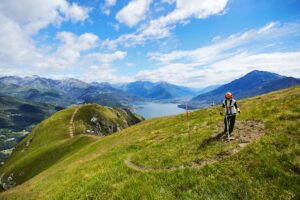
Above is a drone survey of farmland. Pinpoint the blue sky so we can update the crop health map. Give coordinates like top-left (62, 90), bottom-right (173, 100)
top-left (0, 0), bottom-right (300, 87)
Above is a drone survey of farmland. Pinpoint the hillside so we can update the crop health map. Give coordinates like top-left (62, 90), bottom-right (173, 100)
top-left (188, 70), bottom-right (300, 108)
top-left (0, 87), bottom-right (299, 199)
top-left (0, 94), bottom-right (61, 131)
top-left (0, 94), bottom-right (62, 163)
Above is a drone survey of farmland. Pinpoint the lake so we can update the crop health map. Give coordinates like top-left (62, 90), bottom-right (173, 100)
top-left (132, 102), bottom-right (186, 119)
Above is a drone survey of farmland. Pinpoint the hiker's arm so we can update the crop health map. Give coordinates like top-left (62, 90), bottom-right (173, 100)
top-left (234, 102), bottom-right (241, 113)
top-left (220, 102), bottom-right (225, 115)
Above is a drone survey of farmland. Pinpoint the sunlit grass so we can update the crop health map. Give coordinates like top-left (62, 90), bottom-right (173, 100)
top-left (0, 86), bottom-right (299, 199)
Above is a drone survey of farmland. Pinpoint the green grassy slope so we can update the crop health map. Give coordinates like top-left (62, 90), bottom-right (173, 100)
top-left (0, 104), bottom-right (142, 190)
top-left (0, 87), bottom-right (299, 199)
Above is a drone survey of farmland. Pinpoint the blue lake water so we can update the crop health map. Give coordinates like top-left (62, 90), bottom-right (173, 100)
top-left (132, 102), bottom-right (186, 119)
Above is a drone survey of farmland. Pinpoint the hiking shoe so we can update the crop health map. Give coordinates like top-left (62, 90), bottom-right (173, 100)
top-left (228, 136), bottom-right (235, 140)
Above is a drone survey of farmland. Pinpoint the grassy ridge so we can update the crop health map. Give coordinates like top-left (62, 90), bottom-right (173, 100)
top-left (0, 105), bottom-right (142, 188)
top-left (0, 107), bottom-right (98, 187)
top-left (74, 104), bottom-right (142, 136)
top-left (0, 87), bottom-right (299, 199)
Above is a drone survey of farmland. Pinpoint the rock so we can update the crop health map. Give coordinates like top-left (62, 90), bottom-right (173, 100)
top-left (116, 112), bottom-right (121, 118)
top-left (90, 116), bottom-right (98, 123)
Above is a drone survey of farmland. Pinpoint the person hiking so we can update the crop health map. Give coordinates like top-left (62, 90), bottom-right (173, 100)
top-left (220, 92), bottom-right (240, 139)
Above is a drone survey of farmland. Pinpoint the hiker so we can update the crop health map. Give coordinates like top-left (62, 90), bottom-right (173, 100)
top-left (220, 92), bottom-right (240, 138)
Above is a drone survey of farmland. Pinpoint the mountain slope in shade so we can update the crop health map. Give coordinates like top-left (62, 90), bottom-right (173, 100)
top-left (188, 70), bottom-right (299, 108)
top-left (0, 94), bottom-right (61, 131)
top-left (0, 76), bottom-right (79, 106)
top-left (0, 94), bottom-right (62, 163)
top-left (77, 83), bottom-right (141, 107)
top-left (119, 81), bottom-right (198, 100)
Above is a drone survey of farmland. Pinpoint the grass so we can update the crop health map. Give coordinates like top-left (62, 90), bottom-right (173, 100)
top-left (0, 87), bottom-right (299, 199)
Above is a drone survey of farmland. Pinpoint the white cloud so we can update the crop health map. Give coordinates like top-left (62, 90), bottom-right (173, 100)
top-left (0, 0), bottom-right (128, 83)
top-left (81, 50), bottom-right (129, 83)
top-left (106, 0), bottom-right (117, 7)
top-left (116, 0), bottom-right (152, 27)
top-left (135, 51), bottom-right (300, 88)
top-left (63, 2), bottom-right (90, 23)
top-left (148, 22), bottom-right (300, 65)
top-left (0, 0), bottom-right (91, 68)
top-left (126, 62), bottom-right (136, 67)
top-left (104, 0), bottom-right (228, 48)
top-left (0, 14), bottom-right (35, 64)
top-left (102, 0), bottom-right (118, 15)
top-left (56, 32), bottom-right (99, 52)
top-left (135, 22), bottom-right (300, 87)
top-left (0, 0), bottom-right (90, 35)
top-left (82, 63), bottom-right (133, 83)
top-left (49, 32), bottom-right (99, 68)
top-left (88, 51), bottom-right (127, 63)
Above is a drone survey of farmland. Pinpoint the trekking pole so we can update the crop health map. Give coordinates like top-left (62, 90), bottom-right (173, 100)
top-left (225, 115), bottom-right (230, 141)
top-left (185, 101), bottom-right (190, 140)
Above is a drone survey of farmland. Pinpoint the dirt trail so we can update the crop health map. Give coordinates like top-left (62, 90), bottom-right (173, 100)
top-left (69, 107), bottom-right (79, 138)
top-left (125, 120), bottom-right (265, 172)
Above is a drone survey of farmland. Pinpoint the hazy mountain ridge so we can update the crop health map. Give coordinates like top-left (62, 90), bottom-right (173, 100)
top-left (0, 76), bottom-right (138, 107)
top-left (117, 81), bottom-right (199, 100)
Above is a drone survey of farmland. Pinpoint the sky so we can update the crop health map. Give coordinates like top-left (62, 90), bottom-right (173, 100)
top-left (0, 0), bottom-right (300, 88)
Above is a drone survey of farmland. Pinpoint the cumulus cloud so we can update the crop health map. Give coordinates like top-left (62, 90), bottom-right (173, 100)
top-left (0, 0), bottom-right (91, 72)
top-left (0, 27), bottom-right (128, 82)
top-left (56, 32), bottom-right (99, 52)
top-left (104, 0), bottom-right (228, 48)
top-left (0, 0), bottom-right (128, 83)
top-left (81, 51), bottom-right (130, 83)
top-left (116, 0), bottom-right (152, 27)
top-left (0, 14), bottom-right (35, 64)
top-left (47, 32), bottom-right (99, 68)
top-left (0, 0), bottom-right (90, 35)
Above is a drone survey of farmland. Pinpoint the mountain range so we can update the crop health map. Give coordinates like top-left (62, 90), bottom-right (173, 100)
top-left (0, 76), bottom-right (139, 107)
top-left (115, 81), bottom-right (200, 100)
top-left (0, 76), bottom-right (203, 107)
top-left (185, 70), bottom-right (300, 108)
top-left (1, 70), bottom-right (299, 116)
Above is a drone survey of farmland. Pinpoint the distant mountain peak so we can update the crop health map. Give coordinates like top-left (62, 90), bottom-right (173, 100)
top-left (189, 70), bottom-right (299, 108)
top-left (244, 70), bottom-right (284, 79)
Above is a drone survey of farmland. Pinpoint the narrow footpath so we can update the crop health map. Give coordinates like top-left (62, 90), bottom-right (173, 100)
top-left (69, 107), bottom-right (79, 138)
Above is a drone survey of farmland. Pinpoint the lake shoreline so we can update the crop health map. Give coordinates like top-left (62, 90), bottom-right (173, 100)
top-left (130, 102), bottom-right (187, 119)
